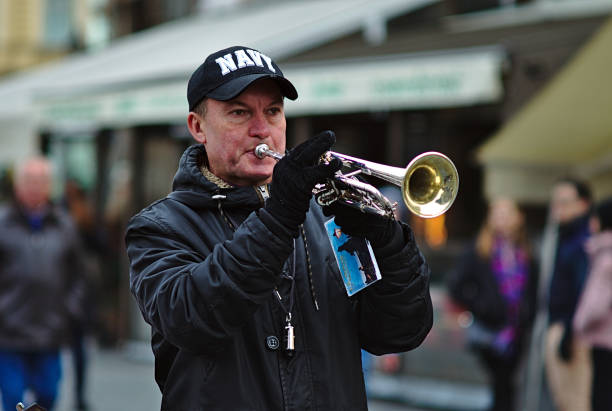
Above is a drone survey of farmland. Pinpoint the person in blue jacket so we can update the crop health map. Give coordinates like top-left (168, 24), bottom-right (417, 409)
top-left (545, 177), bottom-right (593, 411)
top-left (0, 157), bottom-right (86, 411)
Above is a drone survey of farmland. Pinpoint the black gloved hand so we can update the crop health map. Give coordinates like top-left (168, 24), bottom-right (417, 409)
top-left (322, 202), bottom-right (400, 248)
top-left (558, 324), bottom-right (573, 362)
top-left (265, 131), bottom-right (341, 232)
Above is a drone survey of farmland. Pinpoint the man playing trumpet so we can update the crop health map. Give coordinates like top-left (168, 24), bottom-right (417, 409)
top-left (125, 45), bottom-right (432, 410)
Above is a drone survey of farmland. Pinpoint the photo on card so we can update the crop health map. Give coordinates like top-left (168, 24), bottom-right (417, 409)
top-left (324, 219), bottom-right (381, 296)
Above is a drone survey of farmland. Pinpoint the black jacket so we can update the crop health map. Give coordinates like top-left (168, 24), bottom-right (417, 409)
top-left (0, 202), bottom-right (86, 350)
top-left (447, 244), bottom-right (538, 355)
top-left (126, 144), bottom-right (433, 411)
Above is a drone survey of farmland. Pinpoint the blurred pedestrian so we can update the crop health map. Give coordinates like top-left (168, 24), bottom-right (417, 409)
top-left (125, 45), bottom-right (433, 410)
top-left (573, 197), bottom-right (612, 411)
top-left (63, 179), bottom-right (106, 411)
top-left (0, 157), bottom-right (86, 411)
top-left (448, 197), bottom-right (538, 411)
top-left (544, 177), bottom-right (593, 411)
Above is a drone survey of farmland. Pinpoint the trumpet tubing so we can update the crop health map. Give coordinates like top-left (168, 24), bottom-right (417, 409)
top-left (254, 144), bottom-right (459, 219)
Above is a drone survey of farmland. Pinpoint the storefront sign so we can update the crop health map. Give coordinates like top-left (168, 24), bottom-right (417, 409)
top-left (285, 47), bottom-right (505, 115)
top-left (37, 47), bottom-right (505, 128)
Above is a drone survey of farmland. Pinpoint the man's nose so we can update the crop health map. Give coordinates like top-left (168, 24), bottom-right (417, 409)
top-left (248, 113), bottom-right (270, 139)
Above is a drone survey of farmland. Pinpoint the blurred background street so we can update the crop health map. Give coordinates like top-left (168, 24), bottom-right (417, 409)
top-left (55, 344), bottom-right (161, 411)
top-left (2, 0), bottom-right (612, 410)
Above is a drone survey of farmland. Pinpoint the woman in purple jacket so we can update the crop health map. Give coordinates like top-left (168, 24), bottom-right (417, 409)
top-left (448, 198), bottom-right (538, 411)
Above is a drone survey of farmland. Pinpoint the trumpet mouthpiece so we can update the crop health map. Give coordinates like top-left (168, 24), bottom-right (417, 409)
top-left (254, 144), bottom-right (283, 161)
top-left (254, 144), bottom-right (270, 159)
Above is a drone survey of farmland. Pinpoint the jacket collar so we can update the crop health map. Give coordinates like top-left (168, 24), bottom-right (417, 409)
top-left (169, 144), bottom-right (264, 210)
top-left (7, 200), bottom-right (60, 228)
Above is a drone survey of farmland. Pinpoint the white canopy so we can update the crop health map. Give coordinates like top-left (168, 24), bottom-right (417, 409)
top-left (0, 0), bottom-right (437, 122)
top-left (477, 17), bottom-right (612, 203)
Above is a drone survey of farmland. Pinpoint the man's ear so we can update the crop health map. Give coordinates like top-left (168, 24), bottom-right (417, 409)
top-left (187, 112), bottom-right (206, 144)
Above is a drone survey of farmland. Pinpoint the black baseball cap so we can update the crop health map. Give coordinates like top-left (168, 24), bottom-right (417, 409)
top-left (187, 45), bottom-right (298, 111)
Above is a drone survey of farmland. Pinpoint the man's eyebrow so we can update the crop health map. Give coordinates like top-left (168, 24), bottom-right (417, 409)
top-left (224, 98), bottom-right (284, 107)
top-left (224, 99), bottom-right (249, 108)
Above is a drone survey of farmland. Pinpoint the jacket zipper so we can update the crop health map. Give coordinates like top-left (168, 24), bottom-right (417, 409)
top-left (254, 185), bottom-right (270, 205)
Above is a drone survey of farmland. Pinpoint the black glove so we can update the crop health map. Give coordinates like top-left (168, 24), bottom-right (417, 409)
top-left (322, 202), bottom-right (400, 248)
top-left (558, 323), bottom-right (573, 362)
top-left (265, 131), bottom-right (341, 233)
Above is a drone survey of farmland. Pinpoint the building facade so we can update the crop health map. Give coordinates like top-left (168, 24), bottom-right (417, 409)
top-left (1, 0), bottom-right (610, 345)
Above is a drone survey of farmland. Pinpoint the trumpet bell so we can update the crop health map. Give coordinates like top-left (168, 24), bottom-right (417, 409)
top-left (402, 152), bottom-right (459, 218)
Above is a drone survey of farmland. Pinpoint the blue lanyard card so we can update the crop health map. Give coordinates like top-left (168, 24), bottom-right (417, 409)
top-left (324, 218), bottom-right (381, 296)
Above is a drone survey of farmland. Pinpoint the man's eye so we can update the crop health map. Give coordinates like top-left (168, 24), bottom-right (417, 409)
top-left (231, 109), bottom-right (246, 116)
top-left (267, 107), bottom-right (282, 115)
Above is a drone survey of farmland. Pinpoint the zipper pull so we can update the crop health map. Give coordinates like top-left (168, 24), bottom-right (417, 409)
top-left (285, 313), bottom-right (295, 353)
top-left (256, 185), bottom-right (270, 201)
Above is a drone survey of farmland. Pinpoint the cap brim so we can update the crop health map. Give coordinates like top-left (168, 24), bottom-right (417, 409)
top-left (207, 73), bottom-right (298, 101)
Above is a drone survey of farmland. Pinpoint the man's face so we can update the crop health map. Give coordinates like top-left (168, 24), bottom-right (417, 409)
top-left (550, 182), bottom-right (589, 224)
top-left (14, 158), bottom-right (52, 212)
top-left (194, 79), bottom-right (286, 186)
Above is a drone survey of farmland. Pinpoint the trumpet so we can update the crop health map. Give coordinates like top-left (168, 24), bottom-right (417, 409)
top-left (254, 144), bottom-right (459, 219)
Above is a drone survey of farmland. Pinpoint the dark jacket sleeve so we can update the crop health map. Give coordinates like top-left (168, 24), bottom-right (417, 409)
top-left (548, 247), bottom-right (589, 325)
top-left (447, 247), bottom-right (480, 311)
top-left (358, 222), bottom-right (433, 355)
top-left (446, 245), bottom-right (508, 328)
top-left (126, 205), bottom-right (292, 355)
top-left (523, 257), bottom-right (539, 327)
top-left (62, 212), bottom-right (89, 327)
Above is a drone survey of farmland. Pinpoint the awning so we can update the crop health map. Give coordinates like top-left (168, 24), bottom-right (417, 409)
top-left (0, 0), bottom-right (441, 164)
top-left (34, 46), bottom-right (505, 128)
top-left (0, 0), bottom-right (438, 123)
top-left (477, 17), bottom-right (612, 203)
top-left (285, 46), bottom-right (505, 116)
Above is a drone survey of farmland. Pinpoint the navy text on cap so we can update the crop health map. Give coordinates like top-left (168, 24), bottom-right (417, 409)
top-left (187, 46), bottom-right (298, 111)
